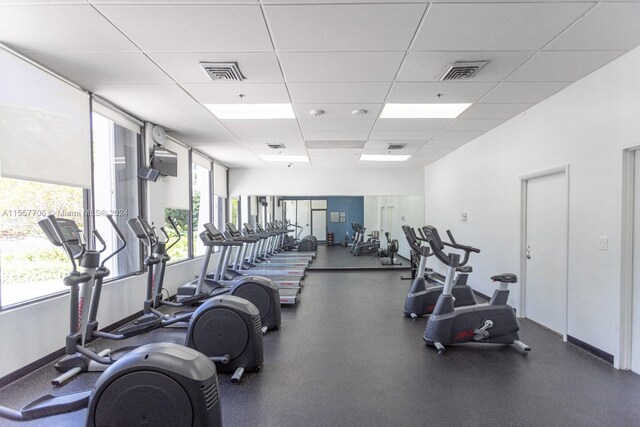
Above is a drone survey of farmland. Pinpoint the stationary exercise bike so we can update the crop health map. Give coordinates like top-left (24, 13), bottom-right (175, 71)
top-left (421, 226), bottom-right (531, 355)
top-left (403, 225), bottom-right (477, 318)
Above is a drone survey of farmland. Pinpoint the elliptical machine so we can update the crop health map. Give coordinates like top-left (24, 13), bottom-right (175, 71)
top-left (403, 225), bottom-right (477, 318)
top-left (38, 214), bottom-right (263, 384)
top-left (379, 232), bottom-right (401, 265)
top-left (421, 226), bottom-right (531, 355)
top-left (351, 223), bottom-right (380, 256)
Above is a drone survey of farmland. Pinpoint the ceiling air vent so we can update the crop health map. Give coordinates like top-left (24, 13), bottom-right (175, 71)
top-left (386, 144), bottom-right (406, 151)
top-left (440, 61), bottom-right (488, 81)
top-left (200, 62), bottom-right (245, 81)
top-left (266, 143), bottom-right (286, 150)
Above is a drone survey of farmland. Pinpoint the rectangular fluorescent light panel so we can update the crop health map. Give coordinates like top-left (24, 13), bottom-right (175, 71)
top-left (360, 154), bottom-right (411, 162)
top-left (261, 155), bottom-right (309, 162)
top-left (204, 104), bottom-right (295, 119)
top-left (380, 103), bottom-right (472, 119)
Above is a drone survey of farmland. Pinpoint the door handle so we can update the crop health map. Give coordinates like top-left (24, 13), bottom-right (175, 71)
top-left (526, 245), bottom-right (531, 260)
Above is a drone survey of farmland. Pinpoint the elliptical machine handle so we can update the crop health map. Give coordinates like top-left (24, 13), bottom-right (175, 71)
top-left (93, 230), bottom-right (107, 253)
top-left (101, 215), bottom-right (127, 268)
top-left (165, 216), bottom-right (181, 251)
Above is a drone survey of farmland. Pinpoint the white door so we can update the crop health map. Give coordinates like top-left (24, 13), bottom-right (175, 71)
top-left (311, 210), bottom-right (327, 241)
top-left (525, 172), bottom-right (568, 336)
top-left (296, 200), bottom-right (311, 238)
top-left (632, 151), bottom-right (640, 373)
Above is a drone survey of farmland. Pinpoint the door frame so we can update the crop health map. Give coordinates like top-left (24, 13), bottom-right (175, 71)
top-left (519, 164), bottom-right (570, 341)
top-left (620, 145), bottom-right (640, 370)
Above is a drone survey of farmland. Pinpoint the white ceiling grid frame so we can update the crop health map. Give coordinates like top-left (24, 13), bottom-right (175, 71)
top-left (1, 1), bottom-right (639, 170)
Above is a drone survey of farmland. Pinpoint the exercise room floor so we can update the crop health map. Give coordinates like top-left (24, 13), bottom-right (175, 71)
top-left (1, 252), bottom-right (640, 426)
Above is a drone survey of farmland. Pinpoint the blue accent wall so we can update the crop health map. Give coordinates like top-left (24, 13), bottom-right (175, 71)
top-left (281, 196), bottom-right (364, 241)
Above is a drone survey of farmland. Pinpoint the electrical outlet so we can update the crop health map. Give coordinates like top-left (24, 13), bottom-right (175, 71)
top-left (600, 237), bottom-right (608, 251)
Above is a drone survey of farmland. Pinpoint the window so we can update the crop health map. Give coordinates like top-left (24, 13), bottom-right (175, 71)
top-left (165, 208), bottom-right (189, 263)
top-left (191, 163), bottom-right (211, 256)
top-left (0, 177), bottom-right (84, 307)
top-left (230, 197), bottom-right (239, 229)
top-left (92, 112), bottom-right (141, 278)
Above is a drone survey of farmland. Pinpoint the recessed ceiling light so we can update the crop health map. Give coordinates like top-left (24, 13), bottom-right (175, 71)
top-left (360, 154), bottom-right (411, 162)
top-left (261, 155), bottom-right (309, 162)
top-left (380, 103), bottom-right (472, 119)
top-left (204, 104), bottom-right (295, 119)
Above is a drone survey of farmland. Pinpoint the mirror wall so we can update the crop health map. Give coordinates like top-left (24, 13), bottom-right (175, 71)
top-left (231, 195), bottom-right (424, 260)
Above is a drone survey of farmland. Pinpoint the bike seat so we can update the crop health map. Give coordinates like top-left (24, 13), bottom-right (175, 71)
top-left (456, 266), bottom-right (472, 273)
top-left (491, 273), bottom-right (517, 283)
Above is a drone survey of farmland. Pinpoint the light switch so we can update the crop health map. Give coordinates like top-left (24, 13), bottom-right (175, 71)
top-left (461, 212), bottom-right (467, 221)
top-left (600, 237), bottom-right (608, 251)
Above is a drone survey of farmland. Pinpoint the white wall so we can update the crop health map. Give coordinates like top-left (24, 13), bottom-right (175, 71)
top-left (363, 195), bottom-right (425, 259)
top-left (423, 46), bottom-right (640, 365)
top-left (229, 167), bottom-right (424, 196)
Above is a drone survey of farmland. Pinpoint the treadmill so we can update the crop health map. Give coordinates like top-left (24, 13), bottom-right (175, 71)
top-left (195, 224), bottom-right (300, 305)
top-left (208, 224), bottom-right (304, 289)
top-left (244, 224), bottom-right (311, 266)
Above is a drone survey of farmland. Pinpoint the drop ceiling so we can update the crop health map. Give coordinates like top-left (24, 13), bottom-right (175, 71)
top-left (1, 1), bottom-right (639, 168)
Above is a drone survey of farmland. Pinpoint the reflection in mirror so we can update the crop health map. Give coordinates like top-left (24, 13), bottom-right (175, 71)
top-left (229, 195), bottom-right (424, 260)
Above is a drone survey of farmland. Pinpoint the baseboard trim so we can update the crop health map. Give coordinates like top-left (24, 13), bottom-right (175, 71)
top-left (0, 310), bottom-right (144, 388)
top-left (567, 335), bottom-right (614, 365)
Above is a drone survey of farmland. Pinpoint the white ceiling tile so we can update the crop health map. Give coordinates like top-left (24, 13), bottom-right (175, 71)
top-left (424, 141), bottom-right (469, 150)
top-left (92, 84), bottom-right (195, 115)
top-left (307, 148), bottom-right (364, 156)
top-left (312, 162), bottom-right (360, 168)
top-left (182, 83), bottom-right (291, 104)
top-left (364, 140), bottom-right (426, 150)
top-left (356, 161), bottom-right (402, 168)
top-left (444, 119), bottom-right (506, 131)
top-left (303, 131), bottom-right (371, 141)
top-left (222, 119), bottom-right (303, 142)
top-left (373, 119), bottom-right (452, 132)
top-left (245, 144), bottom-right (308, 156)
top-left (298, 119), bottom-right (376, 132)
top-left (265, 162), bottom-right (312, 169)
top-left (27, 52), bottom-right (171, 88)
top-left (506, 51), bottom-right (625, 82)
top-left (398, 51), bottom-right (535, 82)
top-left (138, 104), bottom-right (238, 143)
top-left (546, 4), bottom-right (640, 51)
top-left (412, 3), bottom-right (592, 51)
top-left (0, 5), bottom-right (138, 53)
top-left (261, 0), bottom-right (423, 3)
top-left (414, 146), bottom-right (455, 156)
top-left (431, 130), bottom-right (485, 142)
top-left (362, 145), bottom-right (421, 155)
top-left (193, 144), bottom-right (266, 168)
top-left (96, 4), bottom-right (273, 52)
top-left (480, 82), bottom-right (571, 104)
top-left (387, 82), bottom-right (497, 103)
top-left (368, 130), bottom-right (438, 141)
top-left (91, 1), bottom-right (257, 3)
top-left (265, 4), bottom-right (425, 52)
top-left (148, 52), bottom-right (283, 84)
top-left (459, 103), bottom-right (531, 120)
top-left (287, 83), bottom-right (391, 104)
top-left (279, 52), bottom-right (405, 82)
top-left (294, 104), bottom-right (382, 120)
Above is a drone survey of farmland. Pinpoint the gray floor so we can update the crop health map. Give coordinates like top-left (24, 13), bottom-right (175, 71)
top-left (1, 252), bottom-right (640, 426)
top-left (307, 244), bottom-right (409, 270)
